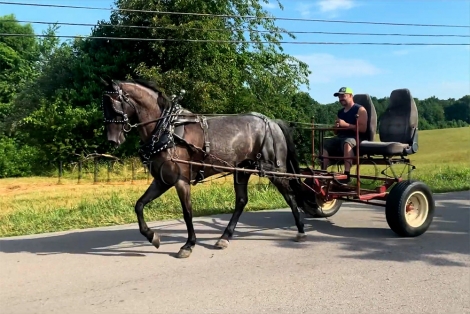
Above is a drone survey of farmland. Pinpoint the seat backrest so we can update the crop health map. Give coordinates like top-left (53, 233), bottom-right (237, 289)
top-left (379, 88), bottom-right (418, 143)
top-left (353, 93), bottom-right (377, 142)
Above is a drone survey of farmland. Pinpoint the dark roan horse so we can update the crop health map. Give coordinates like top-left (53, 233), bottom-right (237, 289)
top-left (100, 77), bottom-right (308, 258)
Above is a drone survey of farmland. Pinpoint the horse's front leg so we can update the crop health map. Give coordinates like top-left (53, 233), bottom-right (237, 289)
top-left (174, 178), bottom-right (196, 258)
top-left (135, 179), bottom-right (172, 249)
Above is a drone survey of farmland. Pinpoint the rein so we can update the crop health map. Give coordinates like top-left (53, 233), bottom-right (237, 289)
top-left (122, 113), bottom-right (175, 132)
top-left (123, 112), bottom-right (316, 132)
top-left (101, 84), bottom-right (313, 132)
top-left (100, 84), bottom-right (299, 185)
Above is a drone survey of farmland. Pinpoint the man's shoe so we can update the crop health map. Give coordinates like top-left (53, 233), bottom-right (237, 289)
top-left (338, 177), bottom-right (351, 184)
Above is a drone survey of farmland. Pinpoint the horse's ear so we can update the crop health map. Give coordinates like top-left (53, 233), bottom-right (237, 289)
top-left (100, 75), bottom-right (117, 88)
top-left (99, 76), bottom-right (109, 86)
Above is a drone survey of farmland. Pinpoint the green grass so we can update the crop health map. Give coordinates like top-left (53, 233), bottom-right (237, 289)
top-left (0, 181), bottom-right (284, 237)
top-left (381, 126), bottom-right (469, 192)
top-left (0, 127), bottom-right (468, 237)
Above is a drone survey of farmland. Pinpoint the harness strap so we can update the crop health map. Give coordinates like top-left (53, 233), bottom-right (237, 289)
top-left (138, 103), bottom-right (182, 164)
top-left (253, 115), bottom-right (280, 175)
top-left (199, 116), bottom-right (210, 154)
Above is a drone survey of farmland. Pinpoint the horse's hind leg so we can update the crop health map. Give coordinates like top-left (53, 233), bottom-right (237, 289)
top-left (215, 172), bottom-right (251, 249)
top-left (135, 179), bottom-right (172, 249)
top-left (174, 178), bottom-right (196, 258)
top-left (269, 176), bottom-right (307, 242)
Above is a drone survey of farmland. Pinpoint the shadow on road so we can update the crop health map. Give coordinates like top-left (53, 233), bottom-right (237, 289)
top-left (0, 192), bottom-right (468, 266)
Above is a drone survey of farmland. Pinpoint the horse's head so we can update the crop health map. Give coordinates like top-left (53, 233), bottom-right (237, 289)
top-left (100, 77), bottom-right (172, 147)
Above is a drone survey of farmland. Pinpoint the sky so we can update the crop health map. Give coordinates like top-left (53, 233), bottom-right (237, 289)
top-left (1, 0), bottom-right (469, 104)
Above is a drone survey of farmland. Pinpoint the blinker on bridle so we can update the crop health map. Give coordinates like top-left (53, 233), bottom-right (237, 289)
top-left (101, 86), bottom-right (134, 132)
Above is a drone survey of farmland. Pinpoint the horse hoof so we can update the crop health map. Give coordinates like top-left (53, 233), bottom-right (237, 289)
top-left (151, 233), bottom-right (160, 249)
top-left (215, 238), bottom-right (229, 249)
top-left (294, 232), bottom-right (307, 242)
top-left (177, 248), bottom-right (192, 258)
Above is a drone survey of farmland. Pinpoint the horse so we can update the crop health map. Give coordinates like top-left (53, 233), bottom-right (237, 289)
top-left (99, 77), bottom-right (308, 258)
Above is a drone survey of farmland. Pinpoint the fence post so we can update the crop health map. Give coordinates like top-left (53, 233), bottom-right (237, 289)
top-left (94, 158), bottom-right (98, 184)
top-left (131, 160), bottom-right (135, 184)
top-left (107, 160), bottom-right (111, 183)
top-left (57, 160), bottom-right (63, 184)
top-left (78, 161), bottom-right (82, 184)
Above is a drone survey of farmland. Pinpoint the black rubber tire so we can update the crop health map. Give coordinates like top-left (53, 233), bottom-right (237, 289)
top-left (302, 195), bottom-right (343, 218)
top-left (385, 180), bottom-right (435, 237)
top-left (300, 177), bottom-right (343, 218)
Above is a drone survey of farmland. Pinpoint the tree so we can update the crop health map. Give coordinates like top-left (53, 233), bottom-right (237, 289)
top-left (445, 95), bottom-right (470, 124)
top-left (0, 14), bottom-right (39, 127)
top-left (93, 0), bottom-right (311, 115)
top-left (0, 3), bottom-right (469, 178)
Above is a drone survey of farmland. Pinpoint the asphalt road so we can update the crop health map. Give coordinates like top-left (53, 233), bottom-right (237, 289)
top-left (1, 191), bottom-right (469, 313)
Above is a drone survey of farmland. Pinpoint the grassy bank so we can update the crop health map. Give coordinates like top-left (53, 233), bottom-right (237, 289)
top-left (1, 127), bottom-right (469, 237)
top-left (0, 176), bottom-right (286, 237)
top-left (347, 127), bottom-right (470, 192)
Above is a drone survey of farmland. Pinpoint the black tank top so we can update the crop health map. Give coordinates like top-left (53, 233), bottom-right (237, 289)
top-left (337, 103), bottom-right (364, 139)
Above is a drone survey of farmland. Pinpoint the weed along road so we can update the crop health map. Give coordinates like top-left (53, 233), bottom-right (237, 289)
top-left (0, 191), bottom-right (468, 313)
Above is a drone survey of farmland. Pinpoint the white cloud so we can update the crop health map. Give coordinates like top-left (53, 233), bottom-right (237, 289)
top-left (294, 53), bottom-right (382, 84)
top-left (295, 3), bottom-right (315, 17)
top-left (392, 49), bottom-right (409, 56)
top-left (261, 1), bottom-right (278, 9)
top-left (296, 0), bottom-right (358, 17)
top-left (317, 0), bottom-right (356, 13)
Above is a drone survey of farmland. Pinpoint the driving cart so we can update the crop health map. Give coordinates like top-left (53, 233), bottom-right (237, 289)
top-left (299, 88), bottom-right (435, 237)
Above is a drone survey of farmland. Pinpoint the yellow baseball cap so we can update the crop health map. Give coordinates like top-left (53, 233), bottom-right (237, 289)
top-left (334, 87), bottom-right (353, 96)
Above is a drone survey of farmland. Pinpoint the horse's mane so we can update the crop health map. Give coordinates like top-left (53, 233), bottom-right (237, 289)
top-left (123, 78), bottom-right (172, 110)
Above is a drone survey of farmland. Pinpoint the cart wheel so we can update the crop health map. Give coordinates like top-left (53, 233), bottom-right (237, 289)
top-left (302, 194), bottom-right (343, 218)
top-left (385, 180), bottom-right (435, 237)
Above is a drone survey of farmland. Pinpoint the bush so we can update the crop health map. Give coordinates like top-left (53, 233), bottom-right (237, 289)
top-left (0, 137), bottom-right (46, 177)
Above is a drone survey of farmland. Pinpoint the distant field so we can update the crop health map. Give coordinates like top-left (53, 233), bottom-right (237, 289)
top-left (0, 127), bottom-right (468, 237)
top-left (351, 126), bottom-right (470, 191)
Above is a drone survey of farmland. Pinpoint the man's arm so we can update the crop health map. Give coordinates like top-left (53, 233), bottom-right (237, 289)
top-left (333, 110), bottom-right (341, 134)
top-left (341, 107), bottom-right (368, 133)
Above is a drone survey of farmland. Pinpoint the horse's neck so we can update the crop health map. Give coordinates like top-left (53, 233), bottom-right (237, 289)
top-left (130, 87), bottom-right (195, 141)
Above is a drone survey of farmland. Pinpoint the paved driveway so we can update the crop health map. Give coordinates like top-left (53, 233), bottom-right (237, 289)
top-left (0, 191), bottom-right (468, 313)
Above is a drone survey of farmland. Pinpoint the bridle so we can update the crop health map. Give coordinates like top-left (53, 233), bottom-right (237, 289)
top-left (101, 82), bottom-right (186, 135)
top-left (101, 85), bottom-right (136, 133)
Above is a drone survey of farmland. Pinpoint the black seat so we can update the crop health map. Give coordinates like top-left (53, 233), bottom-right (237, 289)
top-left (353, 93), bottom-right (377, 142)
top-left (359, 88), bottom-right (419, 157)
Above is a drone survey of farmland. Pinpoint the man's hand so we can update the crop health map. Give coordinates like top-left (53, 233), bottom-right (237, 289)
top-left (335, 118), bottom-right (349, 128)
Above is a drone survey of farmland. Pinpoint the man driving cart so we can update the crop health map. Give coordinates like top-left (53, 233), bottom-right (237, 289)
top-left (321, 87), bottom-right (368, 183)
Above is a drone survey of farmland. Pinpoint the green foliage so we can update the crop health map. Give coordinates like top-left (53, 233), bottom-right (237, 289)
top-left (369, 95), bottom-right (470, 131)
top-left (0, 137), bottom-right (46, 178)
top-left (0, 14), bottom-right (39, 125)
top-left (20, 91), bottom-right (102, 161)
top-left (0, 2), bottom-right (468, 178)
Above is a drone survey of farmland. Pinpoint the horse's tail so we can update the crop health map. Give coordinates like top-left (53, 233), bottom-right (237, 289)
top-left (275, 119), bottom-right (301, 177)
top-left (275, 119), bottom-right (305, 206)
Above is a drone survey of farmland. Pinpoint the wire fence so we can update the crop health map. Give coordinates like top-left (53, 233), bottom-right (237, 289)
top-left (53, 155), bottom-right (276, 187)
top-left (56, 157), bottom-right (149, 185)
